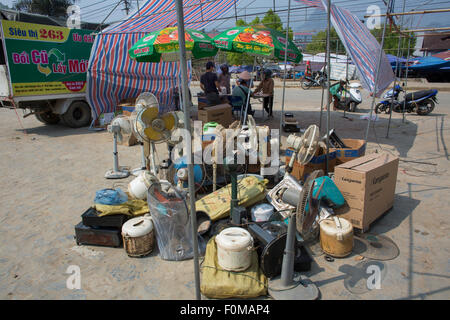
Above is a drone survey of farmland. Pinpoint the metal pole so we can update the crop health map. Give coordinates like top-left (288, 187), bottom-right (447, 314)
top-left (280, 213), bottom-right (297, 286)
top-left (386, 0), bottom-right (406, 138)
top-left (113, 134), bottom-right (119, 172)
top-left (402, 35), bottom-right (412, 123)
top-left (403, 11), bottom-right (414, 123)
top-left (175, 0), bottom-right (201, 300)
top-left (343, 52), bottom-right (349, 118)
top-left (364, 0), bottom-right (393, 142)
top-left (325, 0), bottom-right (331, 175)
top-left (242, 55), bottom-right (257, 126)
top-left (319, 83), bottom-right (325, 130)
top-left (279, 0), bottom-right (291, 139)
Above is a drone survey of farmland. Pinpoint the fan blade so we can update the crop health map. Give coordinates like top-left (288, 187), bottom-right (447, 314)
top-left (140, 107), bottom-right (159, 125)
top-left (161, 113), bottom-right (176, 130)
top-left (144, 126), bottom-right (163, 141)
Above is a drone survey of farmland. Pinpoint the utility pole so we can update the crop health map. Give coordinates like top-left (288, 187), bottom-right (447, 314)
top-left (122, 0), bottom-right (131, 16)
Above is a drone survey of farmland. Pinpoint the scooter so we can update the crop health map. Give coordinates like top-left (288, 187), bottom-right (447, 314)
top-left (375, 84), bottom-right (438, 115)
top-left (301, 71), bottom-right (327, 90)
top-left (340, 82), bottom-right (362, 112)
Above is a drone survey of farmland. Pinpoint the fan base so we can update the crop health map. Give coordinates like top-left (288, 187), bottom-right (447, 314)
top-left (105, 169), bottom-right (130, 179)
top-left (131, 167), bottom-right (147, 177)
top-left (268, 274), bottom-right (319, 300)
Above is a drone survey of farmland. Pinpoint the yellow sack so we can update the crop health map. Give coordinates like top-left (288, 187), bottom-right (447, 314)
top-left (200, 236), bottom-right (267, 299)
top-left (196, 176), bottom-right (268, 221)
top-left (94, 199), bottom-right (149, 217)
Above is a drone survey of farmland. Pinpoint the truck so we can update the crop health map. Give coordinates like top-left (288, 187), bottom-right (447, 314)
top-left (0, 20), bottom-right (94, 127)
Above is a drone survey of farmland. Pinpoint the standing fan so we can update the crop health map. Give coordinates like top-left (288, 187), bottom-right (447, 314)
top-left (130, 92), bottom-right (160, 176)
top-left (105, 115), bottom-right (132, 179)
top-left (132, 100), bottom-right (179, 176)
top-left (266, 125), bottom-right (322, 300)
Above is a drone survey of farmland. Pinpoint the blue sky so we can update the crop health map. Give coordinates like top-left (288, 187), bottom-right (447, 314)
top-left (1, 0), bottom-right (449, 32)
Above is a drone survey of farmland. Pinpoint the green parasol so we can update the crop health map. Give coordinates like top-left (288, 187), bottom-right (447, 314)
top-left (212, 25), bottom-right (302, 63)
top-left (128, 27), bottom-right (218, 63)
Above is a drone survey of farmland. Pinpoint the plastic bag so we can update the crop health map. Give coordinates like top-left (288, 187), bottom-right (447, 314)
top-left (94, 188), bottom-right (128, 205)
top-left (196, 176), bottom-right (268, 221)
top-left (147, 182), bottom-right (195, 261)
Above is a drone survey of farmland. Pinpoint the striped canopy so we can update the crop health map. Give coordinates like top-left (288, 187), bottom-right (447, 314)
top-left (87, 0), bottom-right (240, 120)
top-left (295, 0), bottom-right (394, 97)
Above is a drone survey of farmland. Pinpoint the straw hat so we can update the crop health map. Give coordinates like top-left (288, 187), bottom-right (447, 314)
top-left (238, 70), bottom-right (252, 80)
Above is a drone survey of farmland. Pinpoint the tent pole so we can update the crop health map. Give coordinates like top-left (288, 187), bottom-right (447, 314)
top-left (325, 0), bottom-right (331, 175)
top-left (175, 0), bottom-right (201, 301)
top-left (279, 0), bottom-right (291, 142)
top-left (319, 82), bottom-right (325, 130)
top-left (364, 0), bottom-right (393, 142)
top-left (242, 55), bottom-right (257, 126)
top-left (403, 10), bottom-right (414, 123)
top-left (386, 0), bottom-right (407, 138)
top-left (343, 51), bottom-right (349, 118)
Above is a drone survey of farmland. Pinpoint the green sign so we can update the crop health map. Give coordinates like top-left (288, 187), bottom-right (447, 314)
top-left (1, 20), bottom-right (94, 96)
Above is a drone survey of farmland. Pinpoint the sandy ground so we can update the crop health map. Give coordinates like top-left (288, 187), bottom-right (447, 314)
top-left (0, 86), bottom-right (449, 300)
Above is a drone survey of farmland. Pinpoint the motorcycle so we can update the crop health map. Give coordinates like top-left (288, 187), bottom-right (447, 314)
top-left (301, 71), bottom-right (327, 90)
top-left (375, 84), bottom-right (438, 115)
top-left (339, 82), bottom-right (362, 112)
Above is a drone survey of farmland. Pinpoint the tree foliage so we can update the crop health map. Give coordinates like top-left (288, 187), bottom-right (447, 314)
top-left (306, 25), bottom-right (416, 57)
top-left (13, 0), bottom-right (74, 18)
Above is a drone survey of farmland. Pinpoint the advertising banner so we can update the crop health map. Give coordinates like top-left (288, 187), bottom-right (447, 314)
top-left (1, 20), bottom-right (94, 97)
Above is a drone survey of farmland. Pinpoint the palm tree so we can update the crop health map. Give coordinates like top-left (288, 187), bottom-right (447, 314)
top-left (13, 0), bottom-right (74, 18)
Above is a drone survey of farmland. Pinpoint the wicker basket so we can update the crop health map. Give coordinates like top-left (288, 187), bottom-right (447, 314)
top-left (122, 230), bottom-right (154, 257)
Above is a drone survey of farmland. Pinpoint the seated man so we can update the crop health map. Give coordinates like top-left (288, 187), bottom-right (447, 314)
top-left (232, 78), bottom-right (254, 117)
top-left (200, 61), bottom-right (221, 106)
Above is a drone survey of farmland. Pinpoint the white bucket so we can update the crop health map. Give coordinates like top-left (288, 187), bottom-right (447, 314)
top-left (128, 171), bottom-right (153, 200)
top-left (251, 203), bottom-right (274, 222)
top-left (215, 227), bottom-right (253, 271)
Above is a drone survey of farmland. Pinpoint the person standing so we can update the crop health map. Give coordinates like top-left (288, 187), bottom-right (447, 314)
top-left (218, 64), bottom-right (231, 94)
top-left (200, 61), bottom-right (221, 106)
top-left (254, 69), bottom-right (274, 118)
top-left (305, 60), bottom-right (312, 78)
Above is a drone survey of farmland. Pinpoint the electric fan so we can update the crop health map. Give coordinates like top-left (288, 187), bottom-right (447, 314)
top-left (267, 125), bottom-right (321, 216)
top-left (105, 115), bottom-right (132, 179)
top-left (131, 94), bottom-right (179, 176)
top-left (166, 155), bottom-right (205, 192)
top-left (265, 125), bottom-right (322, 300)
top-left (130, 92), bottom-right (160, 176)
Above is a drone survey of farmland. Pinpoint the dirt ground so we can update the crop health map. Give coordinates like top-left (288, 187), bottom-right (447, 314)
top-left (0, 85), bottom-right (449, 300)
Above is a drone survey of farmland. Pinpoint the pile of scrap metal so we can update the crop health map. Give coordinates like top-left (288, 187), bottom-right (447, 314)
top-left (73, 91), bottom-right (400, 299)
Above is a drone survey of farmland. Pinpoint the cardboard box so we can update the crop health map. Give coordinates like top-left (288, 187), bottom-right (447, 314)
top-left (197, 104), bottom-right (233, 128)
top-left (117, 98), bottom-right (136, 116)
top-left (330, 138), bottom-right (366, 165)
top-left (197, 96), bottom-right (209, 110)
top-left (334, 152), bottom-right (399, 231)
top-left (285, 148), bottom-right (337, 182)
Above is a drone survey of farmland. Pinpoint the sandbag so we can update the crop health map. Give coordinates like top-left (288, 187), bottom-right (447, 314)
top-left (200, 236), bottom-right (267, 299)
top-left (196, 176), bottom-right (268, 221)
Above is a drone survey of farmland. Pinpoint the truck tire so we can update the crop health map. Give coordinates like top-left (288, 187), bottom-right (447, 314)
top-left (61, 101), bottom-right (92, 128)
top-left (35, 111), bottom-right (60, 125)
